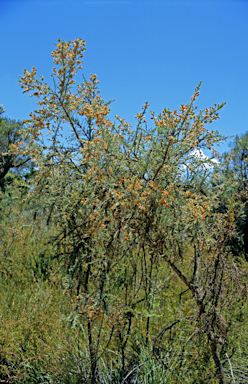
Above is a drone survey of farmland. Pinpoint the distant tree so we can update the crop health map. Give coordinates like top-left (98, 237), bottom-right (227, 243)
top-left (0, 105), bottom-right (33, 184)
top-left (217, 133), bottom-right (248, 259)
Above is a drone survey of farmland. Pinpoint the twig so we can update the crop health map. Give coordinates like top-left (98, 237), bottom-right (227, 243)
top-left (222, 348), bottom-right (236, 384)
top-left (120, 361), bottom-right (148, 384)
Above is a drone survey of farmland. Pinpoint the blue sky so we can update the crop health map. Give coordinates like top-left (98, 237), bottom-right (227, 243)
top-left (0, 0), bottom-right (247, 154)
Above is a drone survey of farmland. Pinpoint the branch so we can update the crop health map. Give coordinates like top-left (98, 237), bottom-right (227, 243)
top-left (14, 156), bottom-right (31, 168)
top-left (222, 348), bottom-right (236, 384)
top-left (153, 315), bottom-right (195, 348)
top-left (222, 347), bottom-right (236, 367)
top-left (56, 94), bottom-right (85, 149)
top-left (152, 141), bottom-right (171, 182)
top-left (161, 253), bottom-right (197, 296)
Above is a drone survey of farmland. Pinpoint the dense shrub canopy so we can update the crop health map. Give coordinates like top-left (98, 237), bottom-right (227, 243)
top-left (0, 38), bottom-right (248, 384)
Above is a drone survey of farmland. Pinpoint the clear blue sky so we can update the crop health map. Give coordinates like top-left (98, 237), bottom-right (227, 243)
top-left (0, 0), bottom-right (247, 154)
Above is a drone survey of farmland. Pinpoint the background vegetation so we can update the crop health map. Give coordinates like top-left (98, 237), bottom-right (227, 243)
top-left (1, 39), bottom-right (248, 384)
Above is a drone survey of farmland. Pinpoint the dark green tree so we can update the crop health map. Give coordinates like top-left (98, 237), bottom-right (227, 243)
top-left (219, 133), bottom-right (248, 259)
top-left (0, 106), bottom-right (33, 188)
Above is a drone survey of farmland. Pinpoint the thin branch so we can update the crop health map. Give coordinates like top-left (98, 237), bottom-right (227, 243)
top-left (222, 348), bottom-right (236, 384)
top-left (56, 94), bottom-right (85, 149)
top-left (152, 141), bottom-right (171, 182)
top-left (153, 315), bottom-right (195, 347)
